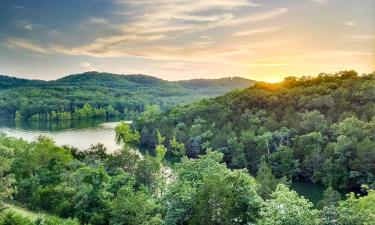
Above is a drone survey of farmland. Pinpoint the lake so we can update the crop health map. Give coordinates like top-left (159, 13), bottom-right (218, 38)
top-left (0, 119), bottom-right (131, 152)
top-left (0, 119), bottom-right (337, 206)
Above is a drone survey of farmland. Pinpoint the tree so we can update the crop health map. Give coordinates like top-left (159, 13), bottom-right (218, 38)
top-left (106, 105), bottom-right (119, 117)
top-left (256, 157), bottom-right (281, 199)
top-left (35, 215), bottom-right (80, 225)
top-left (335, 189), bottom-right (375, 225)
top-left (0, 211), bottom-right (33, 225)
top-left (317, 186), bottom-right (341, 208)
top-left (169, 136), bottom-right (185, 158)
top-left (258, 184), bottom-right (320, 225)
top-left (0, 145), bottom-right (15, 209)
top-left (164, 151), bottom-right (262, 225)
top-left (269, 146), bottom-right (300, 179)
top-left (300, 110), bottom-right (328, 134)
top-left (155, 130), bottom-right (166, 163)
top-left (110, 187), bottom-right (163, 225)
top-left (293, 132), bottom-right (326, 181)
top-left (14, 111), bottom-right (23, 121)
top-left (72, 165), bottom-right (113, 225)
top-left (115, 122), bottom-right (140, 146)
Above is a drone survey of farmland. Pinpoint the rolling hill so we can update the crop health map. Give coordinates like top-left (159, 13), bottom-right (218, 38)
top-left (0, 71), bottom-right (254, 120)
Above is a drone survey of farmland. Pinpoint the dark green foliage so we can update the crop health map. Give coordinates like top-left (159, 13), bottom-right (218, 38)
top-left (1, 70), bottom-right (375, 225)
top-left (137, 70), bottom-right (375, 189)
top-left (0, 72), bottom-right (254, 120)
top-left (317, 186), bottom-right (342, 208)
top-left (0, 133), bottom-right (374, 225)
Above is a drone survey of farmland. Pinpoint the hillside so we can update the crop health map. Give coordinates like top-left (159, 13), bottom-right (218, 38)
top-left (136, 70), bottom-right (375, 190)
top-left (0, 72), bottom-right (254, 120)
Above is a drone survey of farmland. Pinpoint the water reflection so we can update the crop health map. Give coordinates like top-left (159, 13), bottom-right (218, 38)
top-left (0, 119), bottom-right (131, 153)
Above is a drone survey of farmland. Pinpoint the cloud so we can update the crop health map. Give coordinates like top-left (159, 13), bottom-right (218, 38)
top-left (4, 1), bottom-right (290, 63)
top-left (15, 20), bottom-right (42, 31)
top-left (344, 21), bottom-right (356, 26)
top-left (88, 17), bottom-right (109, 25)
top-left (79, 62), bottom-right (97, 71)
top-left (349, 35), bottom-right (375, 42)
top-left (120, 0), bottom-right (260, 10)
top-left (24, 24), bottom-right (33, 30)
top-left (222, 8), bottom-right (288, 26)
top-left (5, 38), bottom-right (50, 54)
top-left (233, 27), bottom-right (278, 37)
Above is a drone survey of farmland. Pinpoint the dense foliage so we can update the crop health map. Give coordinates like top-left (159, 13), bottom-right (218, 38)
top-left (0, 72), bottom-right (254, 121)
top-left (1, 70), bottom-right (375, 224)
top-left (0, 132), bottom-right (374, 225)
top-left (136, 70), bottom-right (375, 190)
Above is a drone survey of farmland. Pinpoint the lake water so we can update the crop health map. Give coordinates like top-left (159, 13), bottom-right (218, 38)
top-left (0, 119), bottom-right (131, 152)
top-left (0, 119), bottom-right (337, 205)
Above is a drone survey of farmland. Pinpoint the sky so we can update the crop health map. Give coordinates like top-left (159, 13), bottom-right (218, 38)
top-left (0, 0), bottom-right (374, 82)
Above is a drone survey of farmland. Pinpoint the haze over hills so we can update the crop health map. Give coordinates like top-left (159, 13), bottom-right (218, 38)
top-left (0, 71), bottom-right (255, 120)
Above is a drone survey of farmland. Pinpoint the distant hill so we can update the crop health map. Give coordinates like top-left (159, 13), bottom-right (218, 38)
top-left (176, 77), bottom-right (254, 95)
top-left (0, 75), bottom-right (46, 89)
top-left (135, 70), bottom-right (375, 190)
top-left (0, 72), bottom-right (254, 120)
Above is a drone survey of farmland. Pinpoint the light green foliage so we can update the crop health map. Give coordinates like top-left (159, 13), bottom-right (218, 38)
top-left (138, 105), bottom-right (163, 125)
top-left (0, 145), bottom-right (15, 208)
top-left (169, 136), bottom-right (185, 158)
top-left (336, 190), bottom-right (375, 225)
top-left (258, 184), bottom-right (320, 225)
top-left (0, 211), bottom-right (33, 225)
top-left (164, 151), bottom-right (262, 225)
top-left (115, 122), bottom-right (140, 146)
top-left (155, 130), bottom-right (167, 162)
top-left (35, 215), bottom-right (80, 225)
top-left (155, 145), bottom-right (167, 163)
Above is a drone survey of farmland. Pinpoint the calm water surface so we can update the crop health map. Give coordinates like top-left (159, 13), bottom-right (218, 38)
top-left (0, 119), bottom-right (131, 152)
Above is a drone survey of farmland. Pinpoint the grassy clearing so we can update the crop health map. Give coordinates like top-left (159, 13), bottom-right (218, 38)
top-left (3, 203), bottom-right (46, 221)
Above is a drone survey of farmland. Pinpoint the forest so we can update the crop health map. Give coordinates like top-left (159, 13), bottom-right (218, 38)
top-left (0, 70), bottom-right (374, 225)
top-left (136, 70), bottom-right (375, 190)
top-left (0, 123), bottom-right (374, 225)
top-left (0, 72), bottom-right (254, 121)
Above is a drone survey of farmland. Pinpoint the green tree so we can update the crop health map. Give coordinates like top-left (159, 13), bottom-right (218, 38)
top-left (269, 146), bottom-right (300, 179)
top-left (317, 186), bottom-right (341, 208)
top-left (115, 122), bottom-right (140, 146)
top-left (256, 157), bottom-right (282, 199)
top-left (0, 211), bottom-right (33, 225)
top-left (35, 215), bottom-right (80, 225)
top-left (300, 110), bottom-right (328, 134)
top-left (0, 145), bottom-right (15, 209)
top-left (14, 111), bottom-right (23, 121)
top-left (110, 187), bottom-right (163, 225)
top-left (164, 151), bottom-right (262, 225)
top-left (258, 184), bottom-right (320, 225)
top-left (335, 189), bottom-right (375, 225)
top-left (72, 165), bottom-right (113, 225)
top-left (169, 136), bottom-right (185, 158)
